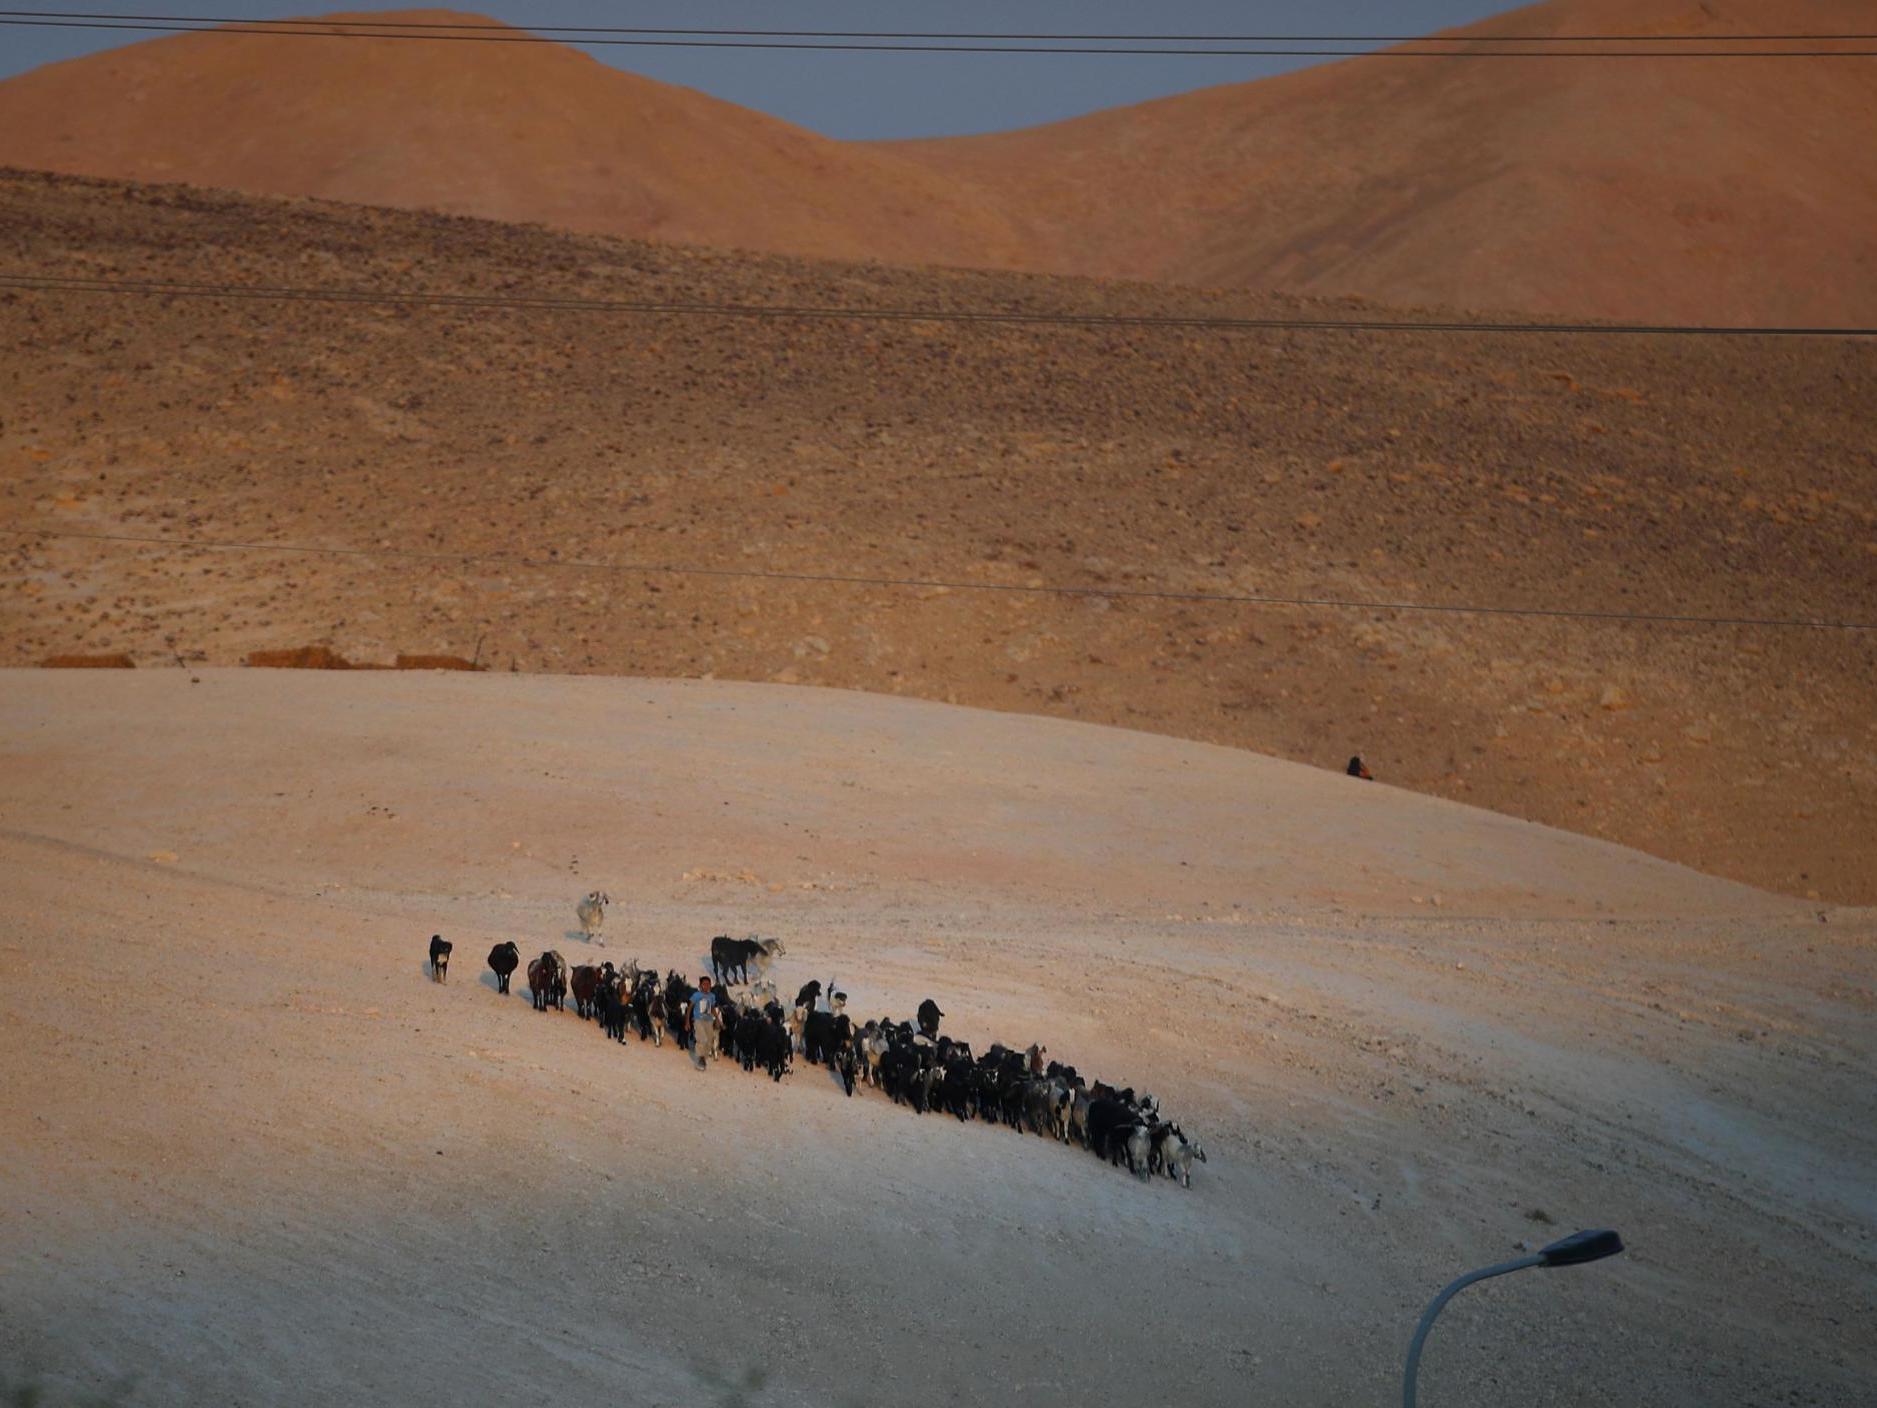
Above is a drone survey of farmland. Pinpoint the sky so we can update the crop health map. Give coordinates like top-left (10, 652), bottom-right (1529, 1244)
top-left (0, 1), bottom-right (1521, 139)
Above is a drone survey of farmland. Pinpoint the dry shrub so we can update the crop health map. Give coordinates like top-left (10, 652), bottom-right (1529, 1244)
top-left (394, 653), bottom-right (482, 671)
top-left (245, 645), bottom-right (352, 669)
top-left (40, 653), bottom-right (135, 668)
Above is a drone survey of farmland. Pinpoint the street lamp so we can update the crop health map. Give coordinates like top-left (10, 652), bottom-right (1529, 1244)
top-left (1402, 1229), bottom-right (1625, 1408)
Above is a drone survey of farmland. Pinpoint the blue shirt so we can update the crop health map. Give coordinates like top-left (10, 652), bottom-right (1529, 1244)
top-left (690, 990), bottom-right (717, 1021)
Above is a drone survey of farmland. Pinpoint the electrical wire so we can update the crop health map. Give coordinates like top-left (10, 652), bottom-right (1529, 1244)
top-left (8, 528), bottom-right (1870, 632)
top-left (1, 13), bottom-right (1874, 56)
top-left (5, 10), bottom-right (1874, 42)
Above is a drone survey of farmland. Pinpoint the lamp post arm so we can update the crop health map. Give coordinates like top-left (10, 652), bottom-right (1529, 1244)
top-left (1401, 1253), bottom-right (1544, 1408)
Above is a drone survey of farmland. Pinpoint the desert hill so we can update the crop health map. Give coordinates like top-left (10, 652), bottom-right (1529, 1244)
top-left (891, 0), bottom-right (1877, 324)
top-left (2, 669), bottom-right (1871, 1405)
top-left (0, 7), bottom-right (1029, 269)
top-left (2, 171), bottom-right (1873, 902)
top-left (0, 672), bottom-right (1869, 1408)
top-left (0, 3), bottom-right (1873, 322)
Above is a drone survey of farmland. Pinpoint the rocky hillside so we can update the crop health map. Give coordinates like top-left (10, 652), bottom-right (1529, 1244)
top-left (1, 170), bottom-right (1872, 899)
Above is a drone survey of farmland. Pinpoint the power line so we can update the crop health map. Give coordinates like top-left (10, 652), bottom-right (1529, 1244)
top-left (6, 272), bottom-right (1873, 340)
top-left (9, 528), bottom-right (1871, 632)
top-left (2, 13), bottom-right (1873, 57)
top-left (5, 10), bottom-right (1872, 43)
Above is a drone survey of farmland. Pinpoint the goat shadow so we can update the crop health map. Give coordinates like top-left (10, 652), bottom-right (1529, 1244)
top-left (789, 1056), bottom-right (850, 1097)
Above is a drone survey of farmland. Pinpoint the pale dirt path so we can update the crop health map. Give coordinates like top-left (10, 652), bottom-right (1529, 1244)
top-left (1, 672), bottom-right (1870, 1407)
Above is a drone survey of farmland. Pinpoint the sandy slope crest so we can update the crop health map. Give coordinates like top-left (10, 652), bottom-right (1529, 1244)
top-left (1, 672), bottom-right (1871, 1406)
top-left (0, 670), bottom-right (1788, 921)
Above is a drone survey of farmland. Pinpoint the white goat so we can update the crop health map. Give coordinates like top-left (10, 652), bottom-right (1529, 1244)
top-left (1165, 1133), bottom-right (1208, 1188)
top-left (717, 981), bottom-right (758, 1015)
top-left (748, 936), bottom-right (785, 978)
top-left (575, 891), bottom-right (611, 944)
top-left (1124, 1125), bottom-right (1154, 1181)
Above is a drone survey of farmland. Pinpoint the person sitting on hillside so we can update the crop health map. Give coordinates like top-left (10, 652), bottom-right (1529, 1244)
top-left (1347, 755), bottom-right (1373, 780)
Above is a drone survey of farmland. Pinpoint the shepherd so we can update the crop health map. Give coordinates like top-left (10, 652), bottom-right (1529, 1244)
top-left (917, 997), bottom-right (943, 1040)
top-left (687, 975), bottom-right (718, 1062)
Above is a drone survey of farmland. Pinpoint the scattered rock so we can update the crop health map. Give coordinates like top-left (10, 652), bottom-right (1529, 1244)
top-left (40, 653), bottom-right (135, 668)
top-left (247, 646), bottom-right (353, 670)
top-left (394, 654), bottom-right (482, 671)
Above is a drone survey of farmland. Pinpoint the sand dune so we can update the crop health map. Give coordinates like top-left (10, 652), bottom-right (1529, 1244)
top-left (0, 2), bottom-right (1872, 321)
top-left (1, 671), bottom-right (1870, 1406)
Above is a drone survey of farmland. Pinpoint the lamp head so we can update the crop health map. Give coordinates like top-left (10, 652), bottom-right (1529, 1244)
top-left (1538, 1229), bottom-right (1624, 1268)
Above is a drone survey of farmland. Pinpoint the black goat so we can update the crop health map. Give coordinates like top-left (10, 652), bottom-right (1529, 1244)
top-left (630, 973), bottom-right (663, 1044)
top-left (598, 974), bottom-right (629, 1043)
top-left (1085, 1096), bottom-right (1142, 1161)
top-left (833, 1016), bottom-right (858, 1096)
top-left (711, 935), bottom-right (780, 984)
top-left (526, 953), bottom-right (566, 1012)
top-left (663, 972), bottom-right (695, 1045)
top-left (427, 935), bottom-right (452, 982)
top-left (880, 1046), bottom-right (920, 1108)
top-left (999, 1077), bottom-right (1032, 1131)
top-left (733, 1009), bottom-right (768, 1072)
top-left (486, 940), bottom-right (519, 994)
top-left (756, 1014), bottom-right (792, 1082)
top-left (937, 1055), bottom-right (976, 1121)
top-left (802, 1009), bottom-right (837, 1065)
top-left (570, 965), bottom-right (601, 1020)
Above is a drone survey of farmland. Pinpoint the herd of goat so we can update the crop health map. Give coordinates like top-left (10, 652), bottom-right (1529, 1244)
top-left (426, 930), bottom-right (1208, 1187)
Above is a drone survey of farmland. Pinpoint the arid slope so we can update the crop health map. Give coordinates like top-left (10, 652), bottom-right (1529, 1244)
top-left (1, 173), bottom-right (1873, 901)
top-left (892, 0), bottom-right (1877, 324)
top-left (1, 671), bottom-right (1870, 1407)
top-left (0, 8), bottom-right (1029, 269)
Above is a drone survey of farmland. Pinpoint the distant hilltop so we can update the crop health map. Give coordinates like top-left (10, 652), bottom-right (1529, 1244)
top-left (2, 1), bottom-right (1873, 323)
